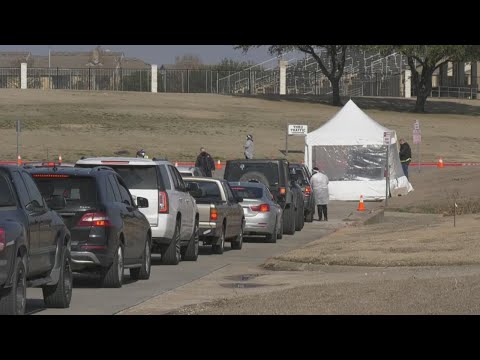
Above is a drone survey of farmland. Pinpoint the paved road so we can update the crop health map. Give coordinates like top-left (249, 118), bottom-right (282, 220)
top-left (27, 220), bottom-right (338, 315)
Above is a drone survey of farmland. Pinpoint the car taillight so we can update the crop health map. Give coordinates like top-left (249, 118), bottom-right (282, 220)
top-left (159, 191), bottom-right (169, 213)
top-left (305, 186), bottom-right (312, 196)
top-left (0, 228), bottom-right (5, 252)
top-left (77, 212), bottom-right (112, 227)
top-left (250, 204), bottom-right (270, 212)
top-left (210, 207), bottom-right (218, 221)
top-left (279, 187), bottom-right (286, 196)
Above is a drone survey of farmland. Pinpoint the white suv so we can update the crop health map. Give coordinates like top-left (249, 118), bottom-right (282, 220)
top-left (75, 157), bottom-right (199, 265)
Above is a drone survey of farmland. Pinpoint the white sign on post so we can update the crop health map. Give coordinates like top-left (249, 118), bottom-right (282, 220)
top-left (383, 131), bottom-right (392, 145)
top-left (413, 120), bottom-right (421, 144)
top-left (288, 125), bottom-right (308, 136)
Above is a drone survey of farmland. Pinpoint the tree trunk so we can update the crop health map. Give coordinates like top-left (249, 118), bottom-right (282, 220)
top-left (331, 77), bottom-right (342, 106)
top-left (414, 90), bottom-right (429, 112)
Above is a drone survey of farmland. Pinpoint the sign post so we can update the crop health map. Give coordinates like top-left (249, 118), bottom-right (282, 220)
top-left (383, 131), bottom-right (391, 207)
top-left (286, 124), bottom-right (308, 160)
top-left (16, 120), bottom-right (21, 166)
top-left (413, 120), bottom-right (421, 173)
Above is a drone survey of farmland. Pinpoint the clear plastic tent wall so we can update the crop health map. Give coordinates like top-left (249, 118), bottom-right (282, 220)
top-left (304, 100), bottom-right (413, 201)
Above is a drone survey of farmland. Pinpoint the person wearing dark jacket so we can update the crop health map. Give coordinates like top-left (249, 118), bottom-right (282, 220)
top-left (399, 138), bottom-right (412, 179)
top-left (195, 147), bottom-right (216, 177)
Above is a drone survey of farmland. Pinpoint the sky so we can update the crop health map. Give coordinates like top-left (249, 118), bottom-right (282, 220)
top-left (0, 45), bottom-right (275, 65)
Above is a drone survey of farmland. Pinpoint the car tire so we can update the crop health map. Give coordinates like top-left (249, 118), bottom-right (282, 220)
top-left (42, 246), bottom-right (73, 308)
top-left (182, 219), bottom-right (199, 261)
top-left (130, 234), bottom-right (152, 280)
top-left (283, 205), bottom-right (296, 235)
top-left (296, 201), bottom-right (304, 231)
top-left (305, 208), bottom-right (314, 223)
top-left (212, 226), bottom-right (225, 254)
top-left (231, 221), bottom-right (244, 250)
top-left (0, 254), bottom-right (27, 315)
top-left (161, 221), bottom-right (181, 265)
top-left (102, 243), bottom-right (124, 288)
top-left (277, 215), bottom-right (283, 239)
top-left (265, 218), bottom-right (277, 243)
top-left (239, 172), bottom-right (270, 187)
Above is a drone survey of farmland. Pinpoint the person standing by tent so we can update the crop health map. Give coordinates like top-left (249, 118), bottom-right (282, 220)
top-left (195, 147), bottom-right (216, 177)
top-left (399, 138), bottom-right (412, 180)
top-left (310, 167), bottom-right (329, 221)
top-left (244, 134), bottom-right (254, 159)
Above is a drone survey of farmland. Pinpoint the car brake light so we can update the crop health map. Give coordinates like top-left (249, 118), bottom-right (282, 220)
top-left (250, 204), bottom-right (270, 212)
top-left (279, 187), bottom-right (286, 195)
top-left (305, 186), bottom-right (312, 195)
top-left (159, 191), bottom-right (169, 213)
top-left (77, 212), bottom-right (112, 227)
top-left (210, 207), bottom-right (218, 221)
top-left (0, 228), bottom-right (5, 252)
top-left (32, 174), bottom-right (70, 178)
top-left (101, 161), bottom-right (130, 165)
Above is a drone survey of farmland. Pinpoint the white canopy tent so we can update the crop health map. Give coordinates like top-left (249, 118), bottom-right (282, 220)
top-left (304, 100), bottom-right (413, 201)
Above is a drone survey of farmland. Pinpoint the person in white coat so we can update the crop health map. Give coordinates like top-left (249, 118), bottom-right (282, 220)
top-left (310, 167), bottom-right (329, 221)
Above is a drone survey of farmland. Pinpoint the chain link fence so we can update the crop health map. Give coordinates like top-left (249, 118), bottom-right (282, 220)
top-left (0, 66), bottom-right (477, 100)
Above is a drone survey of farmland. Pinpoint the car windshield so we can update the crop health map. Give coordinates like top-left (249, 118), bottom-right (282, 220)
top-left (224, 162), bottom-right (280, 186)
top-left (0, 174), bottom-right (15, 207)
top-left (230, 186), bottom-right (263, 199)
top-left (32, 176), bottom-right (97, 210)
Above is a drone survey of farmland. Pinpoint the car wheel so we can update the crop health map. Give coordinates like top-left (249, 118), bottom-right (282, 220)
top-left (102, 243), bottom-right (124, 288)
top-left (231, 221), bottom-right (244, 250)
top-left (182, 219), bottom-right (199, 261)
top-left (265, 218), bottom-right (277, 243)
top-left (277, 215), bottom-right (283, 239)
top-left (0, 254), bottom-right (27, 315)
top-left (130, 234), bottom-right (152, 280)
top-left (212, 226), bottom-right (225, 254)
top-left (43, 245), bottom-right (73, 308)
top-left (295, 202), bottom-right (304, 231)
top-left (283, 205), bottom-right (296, 235)
top-left (305, 208), bottom-right (314, 223)
top-left (161, 220), bottom-right (181, 265)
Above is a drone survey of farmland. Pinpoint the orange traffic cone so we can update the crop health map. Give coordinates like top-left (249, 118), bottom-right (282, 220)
top-left (216, 160), bottom-right (222, 170)
top-left (357, 195), bottom-right (366, 211)
top-left (58, 155), bottom-right (62, 165)
top-left (175, 162), bottom-right (178, 167)
top-left (437, 158), bottom-right (444, 168)
top-left (17, 155), bottom-right (22, 166)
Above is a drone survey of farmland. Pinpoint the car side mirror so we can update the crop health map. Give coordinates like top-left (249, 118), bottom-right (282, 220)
top-left (26, 200), bottom-right (45, 214)
top-left (235, 196), bottom-right (243, 203)
top-left (47, 195), bottom-right (66, 210)
top-left (136, 197), bottom-right (149, 208)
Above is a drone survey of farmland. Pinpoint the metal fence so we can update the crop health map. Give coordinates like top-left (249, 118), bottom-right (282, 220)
top-left (26, 68), bottom-right (151, 92)
top-left (1, 66), bottom-right (477, 100)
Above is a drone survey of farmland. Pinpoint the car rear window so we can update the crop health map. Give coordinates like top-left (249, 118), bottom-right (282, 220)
top-left (32, 176), bottom-right (97, 210)
top-left (112, 166), bottom-right (158, 189)
top-left (290, 166), bottom-right (307, 181)
top-left (180, 172), bottom-right (192, 177)
top-left (230, 186), bottom-right (263, 199)
top-left (188, 181), bottom-right (222, 202)
top-left (0, 173), bottom-right (16, 207)
top-left (224, 162), bottom-right (280, 186)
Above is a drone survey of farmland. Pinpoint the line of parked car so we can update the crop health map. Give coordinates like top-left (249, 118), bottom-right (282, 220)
top-left (0, 156), bottom-right (315, 315)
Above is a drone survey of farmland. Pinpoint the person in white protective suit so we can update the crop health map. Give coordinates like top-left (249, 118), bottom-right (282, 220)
top-left (310, 167), bottom-right (329, 221)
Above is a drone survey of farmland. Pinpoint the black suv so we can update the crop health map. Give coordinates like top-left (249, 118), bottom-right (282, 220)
top-left (26, 164), bottom-right (152, 288)
top-left (223, 159), bottom-right (304, 235)
top-left (0, 165), bottom-right (72, 315)
top-left (289, 163), bottom-right (315, 223)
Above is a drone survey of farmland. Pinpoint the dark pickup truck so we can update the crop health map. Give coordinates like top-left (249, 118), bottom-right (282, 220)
top-left (0, 165), bottom-right (72, 315)
top-left (224, 159), bottom-right (304, 235)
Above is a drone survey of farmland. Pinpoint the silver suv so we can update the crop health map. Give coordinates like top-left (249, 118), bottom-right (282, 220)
top-left (75, 157), bottom-right (199, 265)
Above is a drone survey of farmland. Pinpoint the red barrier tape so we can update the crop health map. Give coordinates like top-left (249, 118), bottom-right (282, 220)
top-left (410, 162), bottom-right (480, 167)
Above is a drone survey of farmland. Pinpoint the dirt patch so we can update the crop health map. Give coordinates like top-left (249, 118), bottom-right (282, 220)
top-left (168, 274), bottom-right (480, 315)
top-left (0, 90), bottom-right (479, 164)
top-left (269, 212), bottom-right (480, 267)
